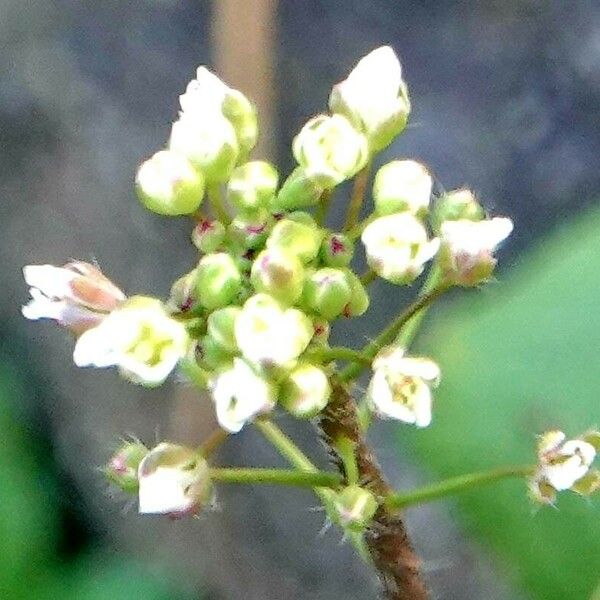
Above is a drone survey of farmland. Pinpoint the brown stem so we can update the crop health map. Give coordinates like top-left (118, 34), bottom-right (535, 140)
top-left (318, 378), bottom-right (428, 600)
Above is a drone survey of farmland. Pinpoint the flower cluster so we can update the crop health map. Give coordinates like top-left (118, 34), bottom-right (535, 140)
top-left (24, 45), bottom-right (592, 534)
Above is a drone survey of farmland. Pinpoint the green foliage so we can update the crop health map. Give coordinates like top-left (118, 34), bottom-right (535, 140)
top-left (402, 206), bottom-right (600, 599)
top-left (0, 360), bottom-right (190, 600)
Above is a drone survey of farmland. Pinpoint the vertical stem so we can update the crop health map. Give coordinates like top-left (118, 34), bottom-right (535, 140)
top-left (207, 184), bottom-right (230, 224)
top-left (315, 188), bottom-right (333, 226)
top-left (343, 163), bottom-right (371, 232)
top-left (198, 428), bottom-right (229, 457)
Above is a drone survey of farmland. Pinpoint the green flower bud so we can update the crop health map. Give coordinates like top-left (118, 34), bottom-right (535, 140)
top-left (104, 440), bottom-right (149, 494)
top-left (373, 160), bottom-right (432, 217)
top-left (168, 268), bottom-right (199, 313)
top-left (198, 334), bottom-right (234, 370)
top-left (136, 150), bottom-right (205, 216)
top-left (250, 248), bottom-right (305, 305)
top-left (271, 167), bottom-right (324, 211)
top-left (267, 218), bottom-right (323, 264)
top-left (195, 253), bottom-right (242, 310)
top-left (310, 317), bottom-right (330, 346)
top-left (227, 209), bottom-right (273, 250)
top-left (332, 485), bottom-right (378, 532)
top-left (207, 306), bottom-right (241, 353)
top-left (227, 161), bottom-right (279, 212)
top-left (191, 218), bottom-right (226, 253)
top-left (431, 188), bottom-right (485, 234)
top-left (320, 233), bottom-right (354, 267)
top-left (280, 362), bottom-right (331, 418)
top-left (292, 114), bottom-right (369, 188)
top-left (169, 114), bottom-right (239, 183)
top-left (221, 91), bottom-right (258, 158)
top-left (285, 211), bottom-right (318, 227)
top-left (303, 268), bottom-right (352, 320)
top-left (342, 269), bottom-right (370, 317)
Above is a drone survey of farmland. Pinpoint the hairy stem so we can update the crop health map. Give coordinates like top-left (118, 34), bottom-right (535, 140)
top-left (210, 467), bottom-right (342, 488)
top-left (318, 378), bottom-right (428, 600)
top-left (385, 465), bottom-right (534, 510)
top-left (343, 163), bottom-right (371, 232)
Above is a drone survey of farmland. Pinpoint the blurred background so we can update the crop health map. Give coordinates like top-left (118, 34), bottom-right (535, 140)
top-left (1, 1), bottom-right (600, 598)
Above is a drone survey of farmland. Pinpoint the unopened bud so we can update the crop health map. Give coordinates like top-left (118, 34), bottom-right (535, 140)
top-left (227, 209), bottom-right (273, 250)
top-left (195, 253), bottom-right (242, 310)
top-left (191, 218), bottom-right (226, 253)
top-left (168, 268), bottom-right (199, 313)
top-left (227, 161), bottom-right (279, 212)
top-left (221, 89), bottom-right (258, 158)
top-left (207, 306), bottom-right (240, 353)
top-left (373, 160), bottom-right (432, 217)
top-left (198, 334), bottom-right (234, 370)
top-left (292, 114), bottom-right (368, 188)
top-left (303, 268), bottom-right (352, 320)
top-left (332, 485), bottom-right (378, 532)
top-left (251, 248), bottom-right (305, 305)
top-left (272, 167), bottom-right (324, 211)
top-left (342, 269), bottom-right (370, 317)
top-left (320, 233), bottom-right (354, 267)
top-left (104, 440), bottom-right (149, 494)
top-left (431, 188), bottom-right (484, 234)
top-left (267, 218), bottom-right (323, 264)
top-left (280, 362), bottom-right (331, 418)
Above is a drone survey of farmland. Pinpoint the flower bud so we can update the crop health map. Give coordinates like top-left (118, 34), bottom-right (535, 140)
top-left (329, 46), bottom-right (410, 153)
top-left (210, 358), bottom-right (276, 432)
top-left (227, 209), bottom-right (273, 250)
top-left (530, 431), bottom-right (599, 504)
top-left (195, 253), bottom-right (242, 310)
top-left (361, 214), bottom-right (439, 284)
top-left (311, 318), bottom-right (330, 346)
top-left (320, 233), bottom-right (354, 267)
top-left (135, 150), bottom-right (205, 216)
top-left (235, 293), bottom-right (313, 367)
top-left (227, 161), bottom-right (279, 212)
top-left (167, 268), bottom-right (199, 313)
top-left (73, 297), bottom-right (189, 386)
top-left (332, 486), bottom-right (378, 532)
top-left (251, 248), bottom-right (305, 305)
top-left (439, 217), bottom-right (513, 286)
top-left (22, 262), bottom-right (126, 335)
top-left (104, 440), bottom-right (149, 494)
top-left (373, 160), bottom-right (432, 217)
top-left (198, 334), bottom-right (234, 371)
top-left (271, 167), bottom-right (324, 211)
top-left (280, 362), bottom-right (331, 418)
top-left (342, 269), bottom-right (370, 317)
top-left (191, 218), bottom-right (226, 253)
top-left (431, 188), bottom-right (484, 234)
top-left (267, 218), bottom-right (323, 264)
top-left (221, 88), bottom-right (258, 158)
top-left (292, 114), bottom-right (369, 188)
top-left (367, 346), bottom-right (440, 427)
top-left (303, 268), bottom-right (352, 320)
top-left (169, 114), bottom-right (239, 183)
top-left (207, 306), bottom-right (240, 353)
top-left (137, 443), bottom-right (213, 516)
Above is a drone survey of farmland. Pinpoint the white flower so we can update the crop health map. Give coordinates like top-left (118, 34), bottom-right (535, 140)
top-left (529, 431), bottom-right (598, 504)
top-left (329, 46), bottom-right (410, 152)
top-left (373, 160), bottom-right (432, 217)
top-left (280, 362), bottom-right (331, 419)
top-left (292, 114), bottom-right (369, 188)
top-left (440, 217), bottom-right (513, 286)
top-left (137, 443), bottom-right (212, 516)
top-left (73, 296), bottom-right (189, 386)
top-left (361, 213), bottom-right (439, 284)
top-left (366, 346), bottom-right (440, 427)
top-left (234, 293), bottom-right (313, 367)
top-left (22, 262), bottom-right (126, 334)
top-left (210, 358), bottom-right (276, 433)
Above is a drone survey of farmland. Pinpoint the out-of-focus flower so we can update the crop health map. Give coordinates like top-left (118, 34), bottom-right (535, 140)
top-left (373, 160), bottom-right (432, 217)
top-left (73, 296), bottom-right (190, 386)
top-left (366, 346), bottom-right (440, 427)
top-left (210, 358), bottom-right (276, 432)
top-left (22, 262), bottom-right (126, 335)
top-left (430, 188), bottom-right (484, 234)
top-left (137, 443), bottom-right (213, 516)
top-left (530, 430), bottom-right (600, 504)
top-left (235, 293), bottom-right (313, 367)
top-left (329, 46), bottom-right (410, 152)
top-left (280, 362), bottom-right (331, 418)
top-left (361, 213), bottom-right (439, 284)
top-left (439, 217), bottom-right (513, 286)
top-left (227, 160), bottom-right (279, 212)
top-left (135, 149), bottom-right (205, 215)
top-left (292, 114), bottom-right (369, 188)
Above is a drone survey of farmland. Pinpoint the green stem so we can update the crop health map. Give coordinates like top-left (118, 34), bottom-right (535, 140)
top-left (198, 428), bottom-right (229, 457)
top-left (359, 269), bottom-right (377, 287)
top-left (335, 437), bottom-right (359, 485)
top-left (207, 183), bottom-right (230, 224)
top-left (210, 467), bottom-right (341, 488)
top-left (346, 213), bottom-right (376, 240)
top-left (308, 346), bottom-right (372, 366)
top-left (385, 465), bottom-right (534, 510)
top-left (314, 188), bottom-right (333, 227)
top-left (340, 282), bottom-right (451, 382)
top-left (343, 163), bottom-right (371, 232)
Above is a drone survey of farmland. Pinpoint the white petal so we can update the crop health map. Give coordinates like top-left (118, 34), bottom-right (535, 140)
top-left (23, 265), bottom-right (76, 299)
top-left (138, 468), bottom-right (191, 514)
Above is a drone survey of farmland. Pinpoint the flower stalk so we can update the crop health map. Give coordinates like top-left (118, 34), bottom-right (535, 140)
top-left (210, 467), bottom-right (342, 488)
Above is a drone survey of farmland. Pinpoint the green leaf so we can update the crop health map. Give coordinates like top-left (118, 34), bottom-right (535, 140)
top-left (400, 205), bottom-right (600, 600)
